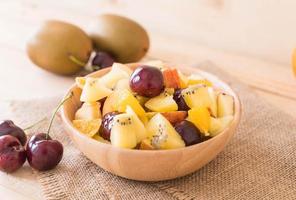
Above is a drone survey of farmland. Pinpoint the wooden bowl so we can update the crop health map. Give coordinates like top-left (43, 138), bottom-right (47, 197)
top-left (61, 63), bottom-right (241, 181)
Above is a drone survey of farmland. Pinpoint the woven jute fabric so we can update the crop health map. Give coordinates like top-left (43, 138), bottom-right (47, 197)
top-left (8, 62), bottom-right (296, 200)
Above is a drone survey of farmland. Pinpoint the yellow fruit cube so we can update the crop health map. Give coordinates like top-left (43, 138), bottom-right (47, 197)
top-left (182, 85), bottom-right (217, 117)
top-left (113, 89), bottom-right (146, 117)
top-left (145, 93), bottom-right (178, 112)
top-left (73, 119), bottom-right (101, 137)
top-left (187, 106), bottom-right (211, 135)
top-left (187, 74), bottom-right (213, 87)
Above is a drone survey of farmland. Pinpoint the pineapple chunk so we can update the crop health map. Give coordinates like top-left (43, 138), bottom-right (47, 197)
top-left (75, 102), bottom-right (101, 120)
top-left (113, 89), bottom-right (146, 117)
top-left (217, 93), bottom-right (234, 117)
top-left (100, 63), bottom-right (132, 89)
top-left (103, 89), bottom-right (146, 117)
top-left (187, 74), bottom-right (213, 87)
top-left (73, 119), bottom-right (101, 137)
top-left (187, 106), bottom-right (211, 135)
top-left (114, 78), bottom-right (131, 91)
top-left (125, 106), bottom-right (147, 143)
top-left (181, 85), bottom-right (217, 117)
top-left (80, 77), bottom-right (112, 103)
top-left (145, 91), bottom-right (178, 112)
top-left (146, 113), bottom-right (185, 149)
top-left (110, 113), bottom-right (138, 149)
top-left (209, 116), bottom-right (234, 137)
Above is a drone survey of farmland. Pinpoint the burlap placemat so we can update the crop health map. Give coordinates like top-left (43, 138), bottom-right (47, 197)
top-left (8, 62), bottom-right (296, 200)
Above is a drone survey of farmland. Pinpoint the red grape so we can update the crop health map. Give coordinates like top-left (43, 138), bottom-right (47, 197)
top-left (99, 111), bottom-right (121, 141)
top-left (129, 65), bottom-right (164, 97)
top-left (92, 51), bottom-right (114, 70)
top-left (173, 89), bottom-right (190, 111)
top-left (174, 120), bottom-right (202, 146)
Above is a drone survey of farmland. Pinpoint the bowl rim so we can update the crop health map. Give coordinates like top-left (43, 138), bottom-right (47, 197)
top-left (61, 63), bottom-right (241, 155)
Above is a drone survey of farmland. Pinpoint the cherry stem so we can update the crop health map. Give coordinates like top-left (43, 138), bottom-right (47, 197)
top-left (46, 92), bottom-right (73, 140)
top-left (23, 117), bottom-right (47, 131)
top-left (68, 54), bottom-right (86, 67)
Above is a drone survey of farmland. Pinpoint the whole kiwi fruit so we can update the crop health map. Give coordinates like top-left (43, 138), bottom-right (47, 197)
top-left (88, 14), bottom-right (149, 63)
top-left (27, 20), bottom-right (92, 75)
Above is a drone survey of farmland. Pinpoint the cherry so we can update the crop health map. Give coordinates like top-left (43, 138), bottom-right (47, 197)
top-left (91, 51), bottom-right (114, 70)
top-left (174, 120), bottom-right (202, 146)
top-left (173, 89), bottom-right (190, 111)
top-left (0, 135), bottom-right (26, 173)
top-left (129, 65), bottom-right (164, 97)
top-left (26, 93), bottom-right (72, 171)
top-left (26, 133), bottom-right (63, 171)
top-left (99, 111), bottom-right (121, 141)
top-left (0, 120), bottom-right (27, 146)
top-left (69, 51), bottom-right (114, 72)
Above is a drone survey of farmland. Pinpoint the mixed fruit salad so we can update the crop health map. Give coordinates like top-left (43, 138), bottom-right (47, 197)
top-left (72, 61), bottom-right (235, 150)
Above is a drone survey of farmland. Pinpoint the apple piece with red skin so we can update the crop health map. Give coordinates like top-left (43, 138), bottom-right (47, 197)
top-left (0, 135), bottom-right (26, 173)
top-left (26, 133), bottom-right (63, 171)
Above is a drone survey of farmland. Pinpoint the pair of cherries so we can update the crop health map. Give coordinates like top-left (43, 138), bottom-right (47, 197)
top-left (0, 94), bottom-right (71, 173)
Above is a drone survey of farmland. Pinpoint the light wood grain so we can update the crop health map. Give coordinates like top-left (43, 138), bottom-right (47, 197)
top-left (61, 64), bottom-right (241, 181)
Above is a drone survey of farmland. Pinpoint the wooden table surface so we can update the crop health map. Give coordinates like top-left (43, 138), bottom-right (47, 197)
top-left (0, 1), bottom-right (295, 199)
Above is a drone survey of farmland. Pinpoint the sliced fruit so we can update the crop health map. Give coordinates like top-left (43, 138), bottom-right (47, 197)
top-left (103, 89), bottom-right (145, 117)
top-left (100, 63), bottom-right (132, 89)
top-left (187, 74), bottom-right (213, 87)
top-left (73, 119), bottom-right (101, 137)
top-left (181, 85), bottom-right (217, 117)
top-left (99, 111), bottom-right (121, 141)
top-left (114, 78), bottom-right (131, 91)
top-left (139, 139), bottom-right (155, 150)
top-left (162, 68), bottom-right (181, 89)
top-left (114, 89), bottom-right (146, 116)
top-left (125, 106), bottom-right (147, 143)
top-left (209, 116), bottom-right (234, 137)
top-left (145, 91), bottom-right (178, 112)
top-left (161, 111), bottom-right (187, 125)
top-left (134, 95), bottom-right (149, 106)
top-left (93, 134), bottom-right (111, 144)
top-left (177, 70), bottom-right (189, 88)
top-left (144, 60), bottom-right (167, 71)
top-left (145, 112), bottom-right (157, 120)
top-left (80, 77), bottom-right (112, 102)
top-left (110, 113), bottom-right (137, 149)
top-left (146, 113), bottom-right (185, 150)
top-left (75, 77), bottom-right (86, 89)
top-left (75, 102), bottom-right (101, 120)
top-left (187, 106), bottom-right (211, 135)
top-left (174, 120), bottom-right (202, 146)
top-left (217, 93), bottom-right (234, 117)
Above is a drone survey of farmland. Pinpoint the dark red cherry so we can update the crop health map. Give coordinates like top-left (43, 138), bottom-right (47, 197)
top-left (0, 135), bottom-right (26, 173)
top-left (0, 120), bottom-right (27, 146)
top-left (26, 133), bottom-right (63, 171)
